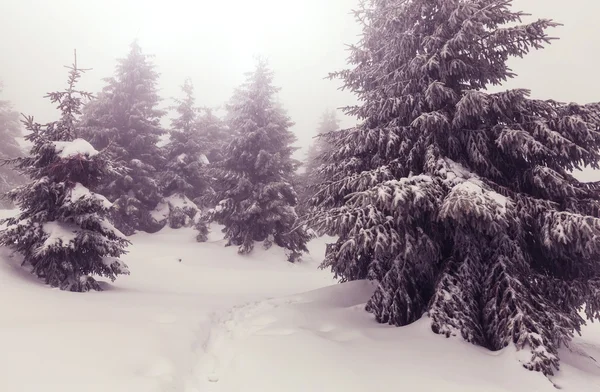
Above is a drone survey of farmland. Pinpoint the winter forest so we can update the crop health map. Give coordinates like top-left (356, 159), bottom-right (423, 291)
top-left (1, 0), bottom-right (600, 391)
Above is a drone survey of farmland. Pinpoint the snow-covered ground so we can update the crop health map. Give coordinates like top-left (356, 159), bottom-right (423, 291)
top-left (1, 209), bottom-right (599, 392)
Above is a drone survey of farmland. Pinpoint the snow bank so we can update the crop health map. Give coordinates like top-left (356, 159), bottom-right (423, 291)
top-left (191, 281), bottom-right (600, 392)
top-left (0, 225), bottom-right (334, 392)
top-left (53, 138), bottom-right (98, 158)
top-left (3, 214), bottom-right (597, 392)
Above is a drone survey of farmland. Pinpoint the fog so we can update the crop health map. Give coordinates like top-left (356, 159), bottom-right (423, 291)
top-left (1, 0), bottom-right (599, 158)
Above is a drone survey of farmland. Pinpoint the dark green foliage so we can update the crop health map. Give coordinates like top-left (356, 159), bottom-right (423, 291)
top-left (210, 60), bottom-right (309, 261)
top-left (197, 107), bottom-right (230, 165)
top-left (157, 78), bottom-right (211, 230)
top-left (310, 0), bottom-right (600, 375)
top-left (163, 80), bottom-right (211, 201)
top-left (0, 61), bottom-right (129, 291)
top-left (80, 41), bottom-right (166, 235)
top-left (297, 109), bottom-right (340, 217)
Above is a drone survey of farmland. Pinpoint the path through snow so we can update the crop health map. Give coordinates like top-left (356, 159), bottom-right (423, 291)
top-left (0, 211), bottom-right (335, 392)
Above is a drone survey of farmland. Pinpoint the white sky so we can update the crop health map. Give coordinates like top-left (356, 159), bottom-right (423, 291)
top-left (0, 0), bottom-right (599, 164)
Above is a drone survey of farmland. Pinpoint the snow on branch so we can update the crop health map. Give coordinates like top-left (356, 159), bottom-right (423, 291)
top-left (53, 138), bottom-right (98, 159)
top-left (66, 182), bottom-right (112, 209)
top-left (34, 220), bottom-right (79, 256)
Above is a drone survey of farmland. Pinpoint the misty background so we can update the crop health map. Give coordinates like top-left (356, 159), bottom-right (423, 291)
top-left (1, 0), bottom-right (599, 167)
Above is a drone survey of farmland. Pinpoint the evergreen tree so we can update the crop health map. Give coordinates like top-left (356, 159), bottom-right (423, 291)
top-left (305, 109), bottom-right (339, 177)
top-left (0, 58), bottom-right (129, 291)
top-left (311, 0), bottom-right (600, 375)
top-left (0, 84), bottom-right (25, 207)
top-left (80, 41), bottom-right (166, 235)
top-left (197, 106), bottom-right (229, 164)
top-left (297, 109), bottom-right (340, 216)
top-left (158, 78), bottom-right (210, 229)
top-left (210, 60), bottom-right (309, 261)
top-left (195, 106), bottom-right (233, 214)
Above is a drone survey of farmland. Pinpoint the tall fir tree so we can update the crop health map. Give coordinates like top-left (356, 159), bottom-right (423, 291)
top-left (297, 109), bottom-right (340, 216)
top-left (197, 106), bottom-right (230, 165)
top-left (305, 109), bottom-right (340, 177)
top-left (80, 41), bottom-right (166, 235)
top-left (0, 57), bottom-right (129, 291)
top-left (209, 60), bottom-right (309, 261)
top-left (0, 84), bottom-right (25, 207)
top-left (310, 0), bottom-right (600, 375)
top-left (158, 78), bottom-right (211, 229)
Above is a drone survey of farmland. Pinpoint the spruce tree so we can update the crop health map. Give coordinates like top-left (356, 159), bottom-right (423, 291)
top-left (0, 58), bottom-right (129, 291)
top-left (297, 109), bottom-right (340, 216)
top-left (210, 60), bottom-right (309, 261)
top-left (158, 78), bottom-right (210, 229)
top-left (311, 0), bottom-right (600, 375)
top-left (197, 106), bottom-right (229, 165)
top-left (305, 109), bottom-right (339, 177)
top-left (0, 84), bottom-right (25, 207)
top-left (80, 41), bottom-right (166, 235)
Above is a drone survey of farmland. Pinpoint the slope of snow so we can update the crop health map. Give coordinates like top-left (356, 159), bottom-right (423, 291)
top-left (0, 209), bottom-right (334, 392)
top-left (193, 282), bottom-right (600, 392)
top-left (0, 208), bottom-right (599, 392)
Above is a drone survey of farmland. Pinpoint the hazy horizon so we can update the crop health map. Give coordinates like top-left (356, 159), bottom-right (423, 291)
top-left (1, 0), bottom-right (599, 161)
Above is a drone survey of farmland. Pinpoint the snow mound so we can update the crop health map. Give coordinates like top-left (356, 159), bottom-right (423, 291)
top-left (53, 138), bottom-right (98, 158)
top-left (192, 281), bottom-right (600, 392)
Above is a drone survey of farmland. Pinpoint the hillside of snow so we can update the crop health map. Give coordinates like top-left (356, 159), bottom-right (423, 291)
top-left (0, 209), bottom-right (599, 392)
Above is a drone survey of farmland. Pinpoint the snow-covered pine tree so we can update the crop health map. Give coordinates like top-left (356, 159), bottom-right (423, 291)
top-left (158, 78), bottom-right (210, 229)
top-left (0, 84), bottom-right (25, 207)
top-left (310, 0), bottom-right (600, 375)
top-left (80, 41), bottom-right (166, 235)
top-left (297, 109), bottom-right (340, 216)
top-left (0, 58), bottom-right (129, 291)
top-left (305, 109), bottom-right (339, 177)
top-left (210, 60), bottom-right (309, 261)
top-left (197, 106), bottom-right (229, 165)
